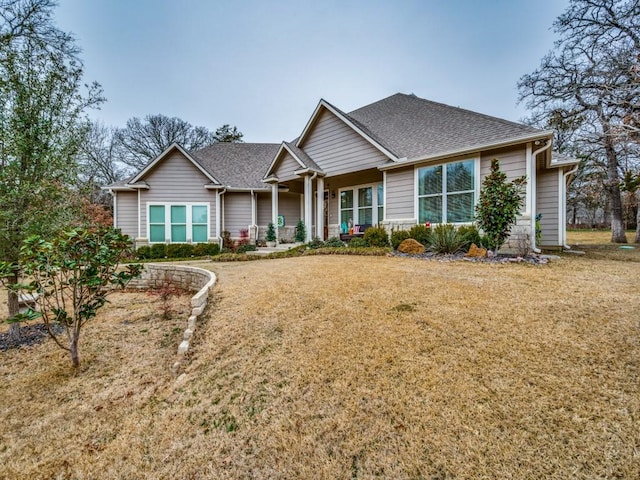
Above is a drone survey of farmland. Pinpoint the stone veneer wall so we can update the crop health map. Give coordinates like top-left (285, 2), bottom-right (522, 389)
top-left (128, 263), bottom-right (216, 374)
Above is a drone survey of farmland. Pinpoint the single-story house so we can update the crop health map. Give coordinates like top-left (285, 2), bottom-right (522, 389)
top-left (104, 93), bottom-right (578, 250)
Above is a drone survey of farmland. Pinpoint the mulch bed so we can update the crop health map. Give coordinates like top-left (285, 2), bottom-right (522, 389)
top-left (392, 251), bottom-right (550, 264)
top-left (0, 323), bottom-right (63, 352)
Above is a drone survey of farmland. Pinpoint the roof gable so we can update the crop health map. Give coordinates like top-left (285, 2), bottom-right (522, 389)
top-left (129, 143), bottom-right (220, 185)
top-left (296, 99), bottom-right (400, 161)
top-left (263, 141), bottom-right (324, 180)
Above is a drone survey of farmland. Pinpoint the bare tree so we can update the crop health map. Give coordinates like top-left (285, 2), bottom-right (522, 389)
top-left (115, 115), bottom-right (244, 171)
top-left (519, 0), bottom-right (640, 243)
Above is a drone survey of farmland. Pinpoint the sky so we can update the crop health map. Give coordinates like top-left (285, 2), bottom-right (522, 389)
top-left (55, 0), bottom-right (571, 143)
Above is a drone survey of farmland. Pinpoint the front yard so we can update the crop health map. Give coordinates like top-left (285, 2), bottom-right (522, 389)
top-left (0, 236), bottom-right (638, 478)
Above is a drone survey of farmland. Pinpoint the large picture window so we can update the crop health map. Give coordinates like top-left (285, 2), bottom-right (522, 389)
top-left (147, 203), bottom-right (209, 243)
top-left (339, 183), bottom-right (383, 230)
top-left (418, 159), bottom-right (475, 224)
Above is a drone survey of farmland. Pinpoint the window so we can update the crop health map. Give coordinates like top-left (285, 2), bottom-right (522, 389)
top-left (418, 159), bottom-right (475, 224)
top-left (147, 203), bottom-right (209, 243)
top-left (339, 183), bottom-right (383, 230)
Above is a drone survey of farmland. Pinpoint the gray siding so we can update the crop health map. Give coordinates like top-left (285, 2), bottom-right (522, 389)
top-left (256, 192), bottom-right (302, 227)
top-left (223, 192), bottom-right (252, 237)
top-left (301, 109), bottom-right (389, 175)
top-left (480, 146), bottom-right (527, 181)
top-left (385, 167), bottom-right (414, 220)
top-left (274, 152), bottom-right (302, 182)
top-left (116, 191), bottom-right (138, 239)
top-left (537, 168), bottom-right (560, 246)
top-left (139, 149), bottom-right (217, 238)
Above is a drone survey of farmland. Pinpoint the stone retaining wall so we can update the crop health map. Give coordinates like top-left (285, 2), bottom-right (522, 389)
top-left (129, 263), bottom-right (216, 374)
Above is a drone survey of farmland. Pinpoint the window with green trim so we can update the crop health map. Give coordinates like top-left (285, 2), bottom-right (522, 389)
top-left (147, 203), bottom-right (209, 243)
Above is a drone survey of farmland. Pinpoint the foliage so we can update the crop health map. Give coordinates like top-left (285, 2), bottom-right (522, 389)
top-left (323, 237), bottom-right (345, 248)
top-left (221, 231), bottom-right (234, 250)
top-left (430, 224), bottom-right (467, 254)
top-left (363, 226), bottom-right (389, 247)
top-left (236, 244), bottom-right (257, 254)
top-left (265, 223), bottom-right (277, 242)
top-left (408, 225), bottom-right (432, 246)
top-left (475, 159), bottom-right (527, 251)
top-left (390, 229), bottom-right (411, 250)
top-left (193, 242), bottom-right (220, 257)
top-left (150, 277), bottom-right (183, 321)
top-left (2, 227), bottom-right (142, 368)
top-left (348, 237), bottom-right (369, 248)
top-left (294, 219), bottom-right (306, 243)
top-left (457, 225), bottom-right (485, 249)
top-left (166, 243), bottom-right (194, 258)
top-left (304, 247), bottom-right (390, 257)
top-left (136, 246), bottom-right (151, 259)
top-left (518, 0), bottom-right (639, 243)
top-left (215, 124), bottom-right (244, 143)
top-left (534, 214), bottom-right (543, 246)
top-left (150, 243), bottom-right (167, 259)
top-left (0, 0), bottom-right (104, 340)
top-left (306, 237), bottom-right (325, 249)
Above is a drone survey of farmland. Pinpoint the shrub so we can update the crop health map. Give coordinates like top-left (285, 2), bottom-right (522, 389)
top-left (408, 225), bottom-right (432, 246)
top-left (348, 237), bottom-right (368, 248)
top-left (390, 229), bottom-right (410, 250)
top-left (323, 237), bottom-right (345, 248)
top-left (166, 243), bottom-right (194, 258)
top-left (475, 158), bottom-right (527, 251)
top-left (363, 226), bottom-right (389, 247)
top-left (457, 225), bottom-right (484, 249)
top-left (221, 231), bottom-right (235, 250)
top-left (430, 224), bottom-right (466, 254)
top-left (266, 222), bottom-right (277, 242)
top-left (294, 219), bottom-right (306, 243)
top-left (193, 242), bottom-right (220, 257)
top-left (136, 245), bottom-right (151, 259)
top-left (150, 243), bottom-right (167, 259)
top-left (306, 237), bottom-right (324, 249)
top-left (236, 243), bottom-right (257, 253)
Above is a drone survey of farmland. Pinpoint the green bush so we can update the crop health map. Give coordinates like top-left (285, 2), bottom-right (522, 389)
top-left (193, 242), bottom-right (220, 257)
top-left (457, 225), bottom-right (484, 249)
top-left (323, 237), bottom-right (345, 248)
top-left (430, 224), bottom-right (466, 254)
top-left (408, 225), bottom-right (432, 246)
top-left (294, 219), bottom-right (306, 243)
top-left (266, 223), bottom-right (277, 242)
top-left (390, 230), bottom-right (410, 250)
top-left (348, 237), bottom-right (368, 248)
top-left (363, 226), bottom-right (389, 247)
top-left (150, 243), bottom-right (167, 259)
top-left (306, 237), bottom-right (325, 249)
top-left (136, 245), bottom-right (151, 259)
top-left (166, 243), bottom-right (194, 258)
top-left (236, 244), bottom-right (257, 253)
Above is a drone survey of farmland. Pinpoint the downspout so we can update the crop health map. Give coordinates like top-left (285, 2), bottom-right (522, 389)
top-left (530, 140), bottom-right (552, 253)
top-left (562, 165), bottom-right (579, 250)
top-left (216, 188), bottom-right (226, 247)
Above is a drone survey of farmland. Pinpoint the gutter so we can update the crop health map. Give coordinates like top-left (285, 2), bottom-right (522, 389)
top-left (562, 164), bottom-right (579, 250)
top-left (530, 140), bottom-right (552, 253)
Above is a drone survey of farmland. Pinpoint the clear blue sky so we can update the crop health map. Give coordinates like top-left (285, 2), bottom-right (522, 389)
top-left (55, 0), bottom-right (570, 143)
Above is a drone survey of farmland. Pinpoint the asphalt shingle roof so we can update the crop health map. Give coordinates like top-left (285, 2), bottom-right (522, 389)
top-left (190, 142), bottom-right (280, 189)
top-left (283, 141), bottom-right (323, 172)
top-left (346, 93), bottom-right (545, 160)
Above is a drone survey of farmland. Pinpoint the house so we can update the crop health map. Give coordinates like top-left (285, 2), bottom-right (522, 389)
top-left (104, 93), bottom-right (578, 250)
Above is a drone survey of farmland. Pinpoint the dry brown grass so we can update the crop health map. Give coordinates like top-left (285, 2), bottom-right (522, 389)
top-left (1, 248), bottom-right (639, 478)
top-left (567, 228), bottom-right (637, 245)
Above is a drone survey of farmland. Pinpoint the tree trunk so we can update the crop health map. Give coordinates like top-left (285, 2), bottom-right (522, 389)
top-left (6, 272), bottom-right (20, 342)
top-left (635, 190), bottom-right (640, 243)
top-left (70, 336), bottom-right (80, 369)
top-left (603, 126), bottom-right (627, 243)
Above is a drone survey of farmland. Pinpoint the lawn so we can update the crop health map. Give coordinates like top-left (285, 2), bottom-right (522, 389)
top-left (0, 234), bottom-right (639, 479)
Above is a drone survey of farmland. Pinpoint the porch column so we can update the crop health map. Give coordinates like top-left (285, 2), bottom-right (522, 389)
top-left (316, 176), bottom-right (324, 239)
top-left (304, 175), bottom-right (313, 242)
top-left (271, 183), bottom-right (279, 243)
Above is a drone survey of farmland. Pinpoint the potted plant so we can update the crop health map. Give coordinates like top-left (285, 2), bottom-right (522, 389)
top-left (266, 222), bottom-right (277, 247)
